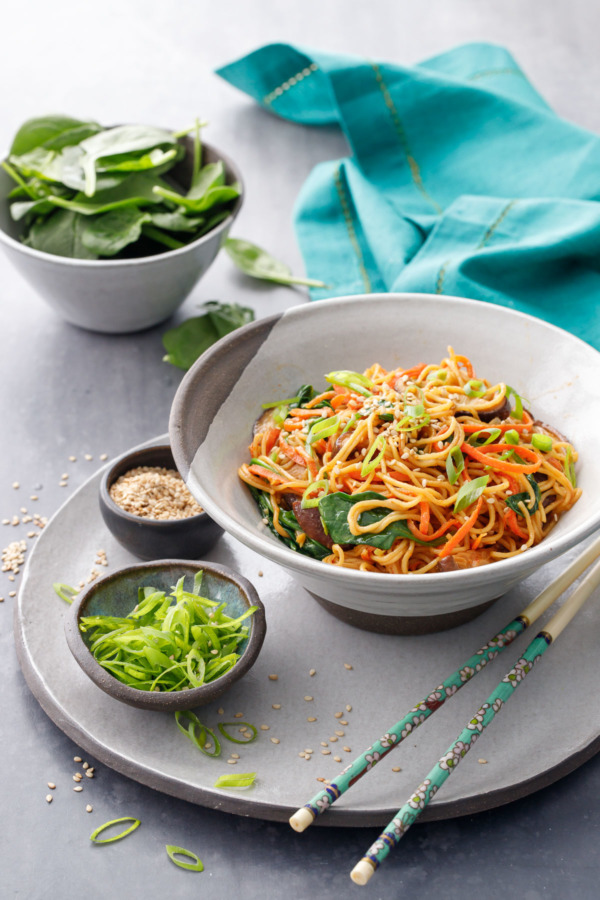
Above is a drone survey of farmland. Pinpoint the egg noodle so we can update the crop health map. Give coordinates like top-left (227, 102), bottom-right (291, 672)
top-left (238, 349), bottom-right (581, 574)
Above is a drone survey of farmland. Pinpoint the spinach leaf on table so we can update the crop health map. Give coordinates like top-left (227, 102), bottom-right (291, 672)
top-left (162, 302), bottom-right (254, 370)
top-left (223, 237), bottom-right (327, 288)
top-left (318, 491), bottom-right (443, 549)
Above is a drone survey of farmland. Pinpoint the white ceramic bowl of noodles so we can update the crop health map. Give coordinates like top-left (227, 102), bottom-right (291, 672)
top-left (169, 293), bottom-right (600, 634)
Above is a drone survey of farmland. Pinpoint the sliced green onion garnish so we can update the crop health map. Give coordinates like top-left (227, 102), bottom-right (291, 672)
top-left (273, 404), bottom-right (289, 425)
top-left (53, 583), bottom-right (78, 605)
top-left (175, 710), bottom-right (221, 757)
top-left (361, 434), bottom-right (386, 477)
top-left (213, 773), bottom-right (257, 789)
top-left (468, 428), bottom-right (501, 447)
top-left (90, 817), bottom-right (141, 844)
top-left (426, 368), bottom-right (447, 382)
top-left (453, 475), bottom-right (489, 514)
top-left (465, 379), bottom-right (486, 398)
top-left (446, 447), bottom-right (464, 485)
top-left (217, 722), bottom-right (258, 744)
top-left (504, 430), bottom-right (520, 445)
top-left (324, 370), bottom-right (373, 397)
top-left (166, 845), bottom-right (204, 871)
top-left (340, 412), bottom-right (360, 436)
top-left (306, 414), bottom-right (339, 446)
top-left (565, 447), bottom-right (577, 487)
top-left (506, 386), bottom-right (525, 421)
top-left (531, 433), bottom-right (553, 452)
top-left (301, 479), bottom-right (329, 509)
top-left (261, 395), bottom-right (299, 409)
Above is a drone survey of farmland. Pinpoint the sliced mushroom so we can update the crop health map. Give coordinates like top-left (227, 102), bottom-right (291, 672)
top-left (456, 396), bottom-right (511, 423)
top-left (292, 501), bottom-right (335, 549)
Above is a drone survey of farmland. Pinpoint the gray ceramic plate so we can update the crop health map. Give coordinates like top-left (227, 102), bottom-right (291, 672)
top-left (14, 437), bottom-right (600, 826)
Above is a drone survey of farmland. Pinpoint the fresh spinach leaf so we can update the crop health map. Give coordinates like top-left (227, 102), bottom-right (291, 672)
top-left (80, 208), bottom-right (151, 256)
top-left (162, 302), bottom-right (254, 370)
top-left (505, 475), bottom-right (541, 516)
top-left (25, 209), bottom-right (98, 259)
top-left (249, 487), bottom-right (330, 560)
top-left (10, 115), bottom-right (99, 156)
top-left (318, 491), bottom-right (442, 549)
top-left (79, 124), bottom-right (179, 195)
top-left (153, 183), bottom-right (240, 214)
top-left (187, 161), bottom-right (225, 199)
top-left (224, 237), bottom-right (327, 288)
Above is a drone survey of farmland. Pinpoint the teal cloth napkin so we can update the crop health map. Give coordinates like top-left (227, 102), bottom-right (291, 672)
top-left (217, 43), bottom-right (600, 349)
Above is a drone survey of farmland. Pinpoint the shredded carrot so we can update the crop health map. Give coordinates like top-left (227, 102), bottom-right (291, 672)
top-left (282, 419), bottom-right (305, 431)
top-left (279, 439), bottom-right (310, 468)
top-left (331, 393), bottom-right (351, 409)
top-left (408, 518), bottom-right (457, 542)
top-left (287, 408), bottom-right (327, 419)
top-left (461, 442), bottom-right (541, 474)
top-left (504, 508), bottom-right (528, 540)
top-left (399, 363), bottom-right (426, 380)
top-left (438, 496), bottom-right (484, 559)
top-left (471, 534), bottom-right (483, 551)
top-left (419, 501), bottom-right (430, 535)
top-left (304, 391), bottom-right (336, 409)
top-left (247, 464), bottom-right (287, 485)
top-left (461, 410), bottom-right (533, 433)
top-left (264, 428), bottom-right (280, 455)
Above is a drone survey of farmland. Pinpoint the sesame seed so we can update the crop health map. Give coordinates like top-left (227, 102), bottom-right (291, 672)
top-left (86, 805), bottom-right (93, 813)
top-left (298, 752), bottom-right (306, 758)
top-left (268, 674), bottom-right (279, 681)
top-left (304, 696), bottom-right (313, 702)
top-left (9, 591), bottom-right (16, 598)
top-left (334, 756), bottom-right (342, 763)
top-left (61, 474), bottom-right (68, 480)
top-left (69, 456), bottom-right (76, 462)
top-left (231, 753), bottom-right (240, 760)
top-left (478, 758), bottom-right (488, 764)
top-left (320, 741), bottom-right (328, 747)
top-left (100, 454), bottom-right (108, 461)
top-left (217, 707), bottom-right (224, 715)
top-left (321, 749), bottom-right (331, 756)
top-left (74, 756), bottom-right (82, 762)
top-left (270, 737), bottom-right (280, 744)
top-left (316, 777), bottom-right (325, 783)
top-left (340, 720), bottom-right (348, 726)
top-left (392, 766), bottom-right (401, 773)
top-left (73, 786), bottom-right (83, 792)
top-left (85, 771), bottom-right (94, 778)
top-left (12, 482), bottom-right (19, 489)
top-left (258, 570), bottom-right (263, 577)
top-left (334, 711), bottom-right (343, 718)
top-left (309, 669), bottom-right (316, 676)
top-left (109, 466), bottom-right (203, 519)
top-left (46, 794), bottom-right (53, 803)
top-left (227, 759), bottom-right (237, 765)
top-left (307, 717), bottom-right (317, 723)
top-left (234, 712), bottom-right (243, 718)
top-left (83, 762), bottom-right (89, 769)
top-left (344, 663), bottom-right (353, 670)
top-left (335, 730), bottom-right (344, 737)
top-left (30, 495), bottom-right (38, 501)
top-left (260, 725), bottom-right (270, 731)
top-left (272, 704), bottom-right (281, 710)
top-left (84, 455), bottom-right (92, 461)
top-left (47, 782), bottom-right (56, 789)
top-left (346, 705), bottom-right (352, 712)
top-left (343, 746), bottom-right (351, 752)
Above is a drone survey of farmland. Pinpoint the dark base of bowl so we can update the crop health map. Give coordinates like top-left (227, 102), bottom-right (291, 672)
top-left (307, 592), bottom-right (499, 635)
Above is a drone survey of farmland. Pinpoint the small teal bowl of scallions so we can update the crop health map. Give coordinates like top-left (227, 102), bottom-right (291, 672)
top-left (64, 560), bottom-right (266, 711)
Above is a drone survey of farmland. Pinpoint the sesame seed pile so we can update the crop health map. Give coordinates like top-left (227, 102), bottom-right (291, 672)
top-left (109, 466), bottom-right (204, 520)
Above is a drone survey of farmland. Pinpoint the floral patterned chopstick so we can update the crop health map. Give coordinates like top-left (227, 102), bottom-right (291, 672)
top-left (289, 535), bottom-right (600, 836)
top-left (350, 552), bottom-right (600, 886)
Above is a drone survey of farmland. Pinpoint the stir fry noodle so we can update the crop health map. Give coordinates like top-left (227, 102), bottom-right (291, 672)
top-left (239, 349), bottom-right (581, 573)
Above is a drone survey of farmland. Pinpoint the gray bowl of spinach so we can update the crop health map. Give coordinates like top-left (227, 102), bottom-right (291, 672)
top-left (0, 115), bottom-right (243, 333)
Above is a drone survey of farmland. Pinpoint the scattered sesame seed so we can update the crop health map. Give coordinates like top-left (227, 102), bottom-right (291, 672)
top-left (69, 456), bottom-right (76, 462)
top-left (233, 712), bottom-right (243, 718)
top-left (46, 794), bottom-right (53, 803)
top-left (12, 482), bottom-right (20, 489)
top-left (304, 696), bottom-right (313, 702)
top-left (258, 570), bottom-right (263, 577)
top-left (268, 674), bottom-right (278, 681)
top-left (320, 741), bottom-right (328, 747)
top-left (0, 598), bottom-right (4, 603)
top-left (321, 749), bottom-right (331, 756)
top-left (231, 753), bottom-right (240, 760)
top-left (478, 758), bottom-right (488, 764)
top-left (392, 766), bottom-right (401, 773)
top-left (335, 730), bottom-right (344, 737)
top-left (9, 591), bottom-right (16, 598)
top-left (100, 454), bottom-right (108, 461)
top-left (270, 737), bottom-right (280, 744)
top-left (309, 668), bottom-right (316, 676)
top-left (334, 756), bottom-right (342, 763)
top-left (344, 663), bottom-right (353, 670)
top-left (74, 756), bottom-right (82, 762)
top-left (227, 759), bottom-right (237, 765)
top-left (334, 711), bottom-right (343, 718)
top-left (2, 519), bottom-right (9, 525)
top-left (217, 707), bottom-right (224, 715)
top-left (260, 725), bottom-right (270, 731)
top-left (85, 770), bottom-right (94, 779)
top-left (307, 717), bottom-right (317, 723)
top-left (316, 777), bottom-right (325, 783)
top-left (340, 720), bottom-right (348, 726)
top-left (345, 705), bottom-right (352, 712)
top-left (83, 762), bottom-right (89, 769)
top-left (329, 736), bottom-right (338, 742)
top-left (272, 704), bottom-right (281, 710)
top-left (30, 495), bottom-right (38, 501)
top-left (47, 782), bottom-right (56, 790)
top-left (73, 786), bottom-right (83, 792)
top-left (343, 746), bottom-right (351, 752)
top-left (84, 455), bottom-right (93, 461)
top-left (86, 805), bottom-right (93, 813)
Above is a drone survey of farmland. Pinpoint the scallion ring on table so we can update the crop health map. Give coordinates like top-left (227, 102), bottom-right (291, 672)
top-left (90, 817), bottom-right (141, 844)
top-left (166, 845), bottom-right (204, 871)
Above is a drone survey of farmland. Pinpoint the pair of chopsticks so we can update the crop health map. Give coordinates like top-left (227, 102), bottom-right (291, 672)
top-left (289, 534), bottom-right (600, 885)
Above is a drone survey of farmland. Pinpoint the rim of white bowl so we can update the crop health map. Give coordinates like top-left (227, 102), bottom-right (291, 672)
top-left (171, 292), bottom-right (600, 587)
top-left (0, 140), bottom-right (243, 267)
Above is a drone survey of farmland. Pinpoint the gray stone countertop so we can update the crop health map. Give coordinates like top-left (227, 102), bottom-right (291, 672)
top-left (1, 2), bottom-right (599, 898)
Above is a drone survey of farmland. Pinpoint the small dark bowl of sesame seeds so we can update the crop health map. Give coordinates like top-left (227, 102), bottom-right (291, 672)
top-left (99, 444), bottom-right (223, 561)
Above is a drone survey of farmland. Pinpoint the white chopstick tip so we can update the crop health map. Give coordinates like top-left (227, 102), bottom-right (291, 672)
top-left (350, 859), bottom-right (376, 886)
top-left (289, 807), bottom-right (315, 832)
